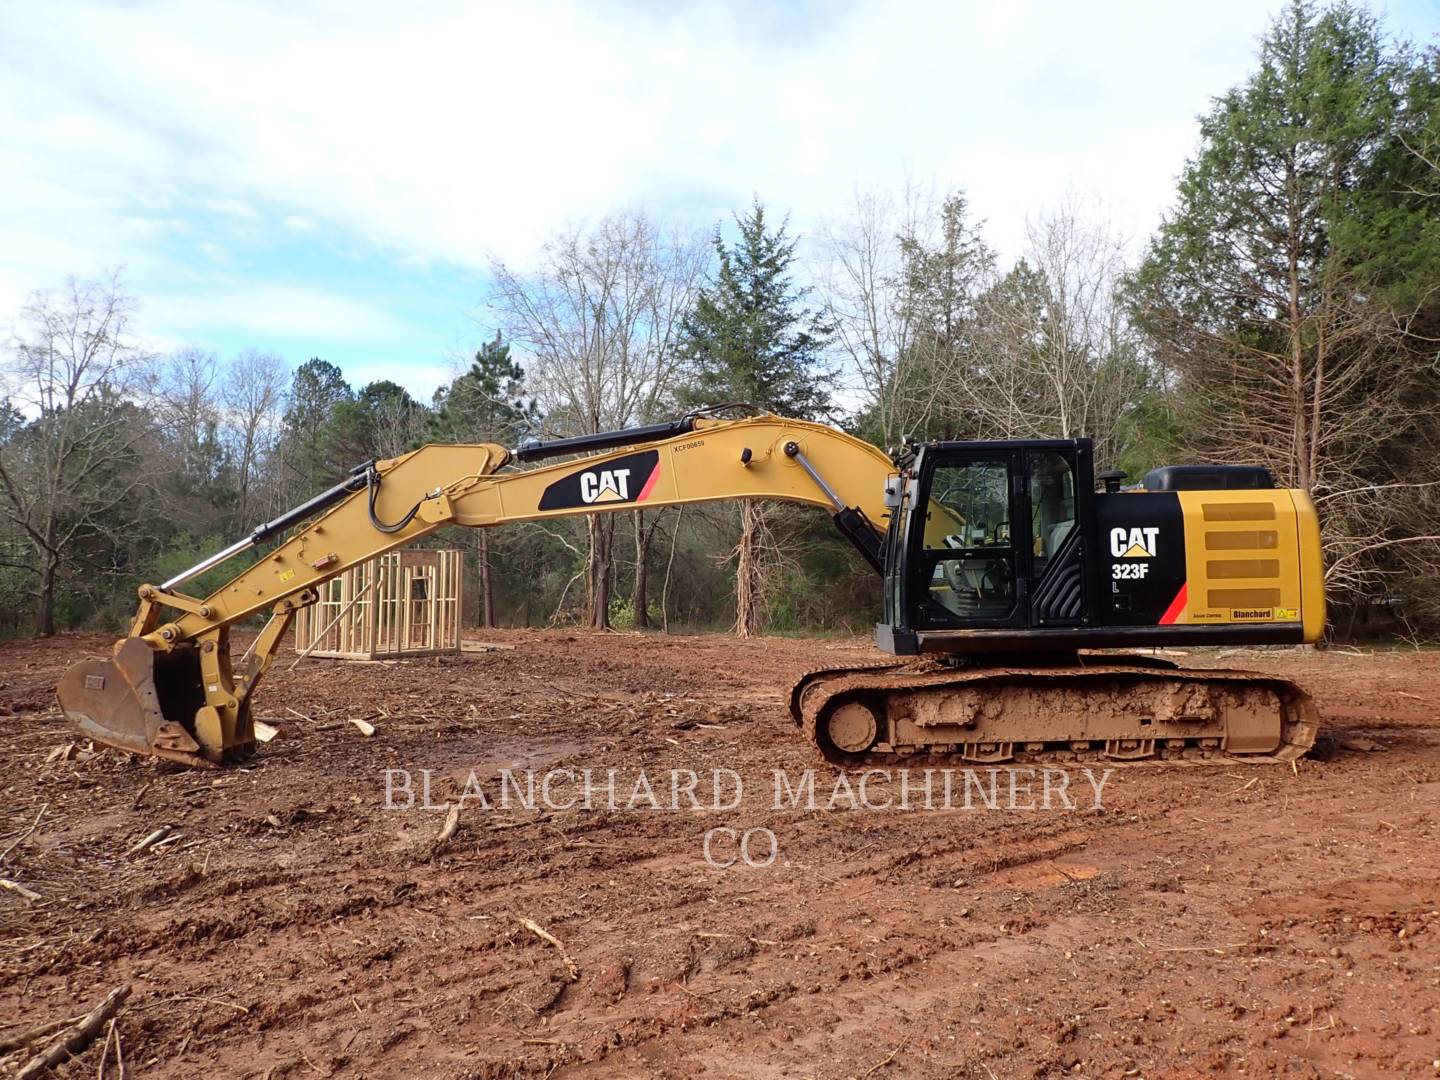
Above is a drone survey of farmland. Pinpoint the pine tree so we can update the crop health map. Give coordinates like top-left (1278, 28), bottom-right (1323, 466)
top-left (1130, 0), bottom-right (1440, 622)
top-left (281, 359), bottom-right (352, 496)
top-left (432, 334), bottom-right (538, 626)
top-left (432, 333), bottom-right (537, 446)
top-left (679, 200), bottom-right (832, 635)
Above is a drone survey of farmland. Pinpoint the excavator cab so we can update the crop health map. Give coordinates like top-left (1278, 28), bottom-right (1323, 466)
top-left (879, 439), bottom-right (1093, 652)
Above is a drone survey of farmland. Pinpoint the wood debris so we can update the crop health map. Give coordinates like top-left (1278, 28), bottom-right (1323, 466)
top-left (516, 916), bottom-right (579, 982)
top-left (125, 826), bottom-right (174, 857)
top-left (1, 878), bottom-right (41, 901)
top-left (435, 806), bottom-right (461, 847)
top-left (15, 985), bottom-right (129, 1080)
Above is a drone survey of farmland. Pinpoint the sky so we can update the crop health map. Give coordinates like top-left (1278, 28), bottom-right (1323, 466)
top-left (2, 0), bottom-right (1438, 398)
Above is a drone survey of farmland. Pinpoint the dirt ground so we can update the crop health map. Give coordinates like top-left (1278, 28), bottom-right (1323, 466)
top-left (1, 631), bottom-right (1438, 1079)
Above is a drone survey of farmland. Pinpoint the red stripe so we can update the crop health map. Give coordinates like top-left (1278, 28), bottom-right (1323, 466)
top-left (636, 463), bottom-right (660, 502)
top-left (1158, 582), bottom-right (1188, 625)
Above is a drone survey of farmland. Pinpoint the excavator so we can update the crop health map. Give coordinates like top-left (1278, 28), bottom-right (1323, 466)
top-left (56, 410), bottom-right (1324, 769)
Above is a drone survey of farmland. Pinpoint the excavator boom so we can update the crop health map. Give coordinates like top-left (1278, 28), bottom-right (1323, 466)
top-left (57, 415), bottom-right (895, 765)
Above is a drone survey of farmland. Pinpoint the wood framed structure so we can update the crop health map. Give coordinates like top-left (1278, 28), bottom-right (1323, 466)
top-left (293, 548), bottom-right (462, 660)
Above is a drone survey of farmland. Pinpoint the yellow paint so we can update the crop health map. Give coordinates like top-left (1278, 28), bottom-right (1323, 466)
top-left (1176, 490), bottom-right (1323, 641)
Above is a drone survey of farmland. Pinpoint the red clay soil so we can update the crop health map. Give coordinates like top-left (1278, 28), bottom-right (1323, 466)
top-left (1, 631), bottom-right (1438, 1078)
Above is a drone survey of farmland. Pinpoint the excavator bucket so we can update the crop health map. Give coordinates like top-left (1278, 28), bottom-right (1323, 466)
top-left (56, 638), bottom-right (218, 768)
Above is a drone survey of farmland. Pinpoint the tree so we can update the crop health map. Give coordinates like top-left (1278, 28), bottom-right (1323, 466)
top-left (680, 201), bottom-right (832, 419)
top-left (1129, 0), bottom-right (1440, 622)
top-left (966, 197), bottom-right (1157, 471)
top-left (432, 333), bottom-right (537, 444)
top-left (221, 349), bottom-right (289, 526)
top-left (0, 272), bottom-right (153, 634)
top-left (489, 212), bottom-right (706, 630)
top-left (280, 358), bottom-right (352, 497)
top-left (678, 200), bottom-right (832, 636)
top-left (821, 186), bottom-right (995, 447)
top-left (327, 380), bottom-right (430, 464)
top-left (154, 347), bottom-right (229, 533)
top-left (432, 333), bottom-right (540, 627)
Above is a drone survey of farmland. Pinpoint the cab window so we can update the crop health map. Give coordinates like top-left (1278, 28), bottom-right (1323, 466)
top-left (922, 459), bottom-right (1015, 621)
top-left (1028, 451), bottom-right (1076, 574)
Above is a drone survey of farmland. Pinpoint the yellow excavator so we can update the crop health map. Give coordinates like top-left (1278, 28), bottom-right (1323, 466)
top-left (57, 410), bottom-right (1324, 769)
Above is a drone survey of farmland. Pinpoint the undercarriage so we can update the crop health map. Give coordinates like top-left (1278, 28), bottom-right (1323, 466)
top-left (790, 654), bottom-right (1319, 768)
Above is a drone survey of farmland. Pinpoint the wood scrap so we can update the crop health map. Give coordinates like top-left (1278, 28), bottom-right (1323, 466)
top-left (435, 806), bottom-right (461, 846)
top-left (1, 878), bottom-right (41, 901)
top-left (109, 1022), bottom-right (125, 1080)
top-left (97, 1018), bottom-right (114, 1080)
top-left (516, 917), bottom-right (578, 982)
top-left (0, 1014), bottom-right (81, 1056)
top-left (16, 985), bottom-right (129, 1080)
top-left (861, 1036), bottom-right (909, 1078)
top-left (1339, 735), bottom-right (1382, 753)
top-left (125, 826), bottom-right (173, 857)
top-left (347, 717), bottom-right (376, 737)
top-left (486, 812), bottom-right (552, 832)
top-left (252, 721), bottom-right (279, 743)
top-left (0, 802), bottom-right (47, 863)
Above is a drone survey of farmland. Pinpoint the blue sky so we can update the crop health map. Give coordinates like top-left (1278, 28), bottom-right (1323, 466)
top-left (3, 0), bottom-right (1438, 399)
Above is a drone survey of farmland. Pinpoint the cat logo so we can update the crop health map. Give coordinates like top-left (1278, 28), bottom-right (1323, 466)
top-left (1110, 526), bottom-right (1159, 559)
top-left (580, 468), bottom-right (631, 504)
top-left (537, 449), bottom-right (660, 513)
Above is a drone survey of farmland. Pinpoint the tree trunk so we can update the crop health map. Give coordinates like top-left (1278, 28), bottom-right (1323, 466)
top-left (585, 516), bottom-right (614, 630)
top-left (477, 531), bottom-right (495, 629)
top-left (36, 555), bottom-right (57, 638)
top-left (632, 510), bottom-right (650, 630)
top-left (735, 500), bottom-right (762, 638)
top-left (1285, 154), bottom-right (1310, 492)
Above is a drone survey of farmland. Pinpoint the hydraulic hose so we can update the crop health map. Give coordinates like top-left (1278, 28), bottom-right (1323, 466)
top-left (366, 466), bottom-right (428, 534)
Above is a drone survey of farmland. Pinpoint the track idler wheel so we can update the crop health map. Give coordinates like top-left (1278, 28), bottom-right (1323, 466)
top-left (823, 699), bottom-right (879, 754)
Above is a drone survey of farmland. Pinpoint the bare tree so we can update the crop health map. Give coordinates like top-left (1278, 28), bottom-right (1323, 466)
top-left (818, 181), bottom-right (984, 448)
top-left (967, 196), bottom-right (1153, 468)
top-left (0, 272), bottom-right (153, 635)
top-left (151, 347), bottom-right (227, 533)
top-left (818, 186), bottom-right (916, 448)
top-left (820, 184), bottom-right (1012, 449)
top-left (487, 212), bottom-right (706, 629)
top-left (220, 349), bottom-right (289, 526)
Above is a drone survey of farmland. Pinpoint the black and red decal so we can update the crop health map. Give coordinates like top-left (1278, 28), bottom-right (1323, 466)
top-left (1093, 491), bottom-right (1188, 628)
top-left (1158, 582), bottom-right (1188, 625)
top-left (538, 450), bottom-right (661, 512)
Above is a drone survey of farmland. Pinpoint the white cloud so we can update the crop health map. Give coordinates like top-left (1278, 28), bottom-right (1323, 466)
top-left (2, 0), bottom-right (1433, 370)
top-left (149, 278), bottom-right (413, 344)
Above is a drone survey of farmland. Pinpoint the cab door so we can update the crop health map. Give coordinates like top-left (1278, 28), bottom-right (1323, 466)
top-left (1024, 448), bottom-right (1088, 627)
top-left (910, 451), bottom-right (1028, 629)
